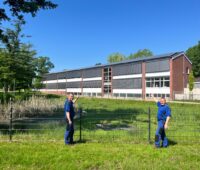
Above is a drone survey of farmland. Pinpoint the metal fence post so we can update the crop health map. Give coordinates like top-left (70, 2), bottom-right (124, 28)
top-left (79, 108), bottom-right (82, 142)
top-left (148, 107), bottom-right (151, 143)
top-left (9, 98), bottom-right (13, 142)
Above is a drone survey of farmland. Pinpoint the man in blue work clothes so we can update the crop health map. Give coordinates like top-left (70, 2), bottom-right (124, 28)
top-left (64, 93), bottom-right (78, 145)
top-left (152, 95), bottom-right (171, 148)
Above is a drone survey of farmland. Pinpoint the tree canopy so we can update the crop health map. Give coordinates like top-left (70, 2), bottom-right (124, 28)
top-left (33, 56), bottom-right (54, 89)
top-left (0, 0), bottom-right (56, 93)
top-left (0, 0), bottom-right (57, 21)
top-left (186, 41), bottom-right (200, 77)
top-left (0, 0), bottom-right (57, 41)
top-left (0, 20), bottom-right (54, 92)
top-left (107, 53), bottom-right (126, 63)
top-left (128, 49), bottom-right (153, 59)
top-left (107, 49), bottom-right (153, 63)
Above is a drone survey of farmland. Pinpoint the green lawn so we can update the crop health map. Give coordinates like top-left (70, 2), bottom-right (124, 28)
top-left (0, 97), bottom-right (200, 169)
top-left (0, 142), bottom-right (199, 170)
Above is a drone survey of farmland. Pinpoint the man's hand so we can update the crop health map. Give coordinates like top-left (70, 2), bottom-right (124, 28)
top-left (151, 94), bottom-right (158, 103)
top-left (69, 120), bottom-right (72, 125)
top-left (164, 123), bottom-right (168, 129)
top-left (73, 96), bottom-right (79, 103)
top-left (66, 112), bottom-right (72, 124)
top-left (164, 117), bottom-right (170, 129)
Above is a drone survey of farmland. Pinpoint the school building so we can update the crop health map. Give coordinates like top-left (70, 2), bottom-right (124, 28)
top-left (41, 52), bottom-right (192, 100)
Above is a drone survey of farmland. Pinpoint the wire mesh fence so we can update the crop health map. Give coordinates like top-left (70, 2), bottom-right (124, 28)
top-left (0, 99), bottom-right (200, 144)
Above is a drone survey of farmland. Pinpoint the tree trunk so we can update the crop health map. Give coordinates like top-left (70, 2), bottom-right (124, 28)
top-left (3, 82), bottom-right (8, 94)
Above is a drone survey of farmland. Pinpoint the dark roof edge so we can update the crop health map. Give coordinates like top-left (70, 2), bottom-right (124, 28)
top-left (172, 52), bottom-right (192, 64)
top-left (46, 52), bottom-right (185, 75)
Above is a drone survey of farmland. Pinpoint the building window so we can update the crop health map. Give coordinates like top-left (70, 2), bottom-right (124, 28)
top-left (146, 93), bottom-right (170, 98)
top-left (113, 93), bottom-right (119, 97)
top-left (120, 93), bottom-right (126, 97)
top-left (92, 93), bottom-right (96, 97)
top-left (87, 93), bottom-right (91, 96)
top-left (134, 94), bottom-right (142, 98)
top-left (97, 93), bottom-right (102, 97)
top-left (146, 76), bottom-right (170, 87)
top-left (166, 94), bottom-right (170, 97)
top-left (186, 67), bottom-right (190, 75)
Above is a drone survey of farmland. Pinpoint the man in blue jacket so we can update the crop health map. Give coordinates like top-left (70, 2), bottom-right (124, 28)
top-left (64, 93), bottom-right (79, 145)
top-left (152, 95), bottom-right (171, 148)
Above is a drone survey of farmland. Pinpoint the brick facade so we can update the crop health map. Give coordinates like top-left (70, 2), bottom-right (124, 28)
top-left (172, 54), bottom-right (192, 97)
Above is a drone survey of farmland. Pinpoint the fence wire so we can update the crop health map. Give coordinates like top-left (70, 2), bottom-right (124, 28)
top-left (0, 104), bottom-right (200, 144)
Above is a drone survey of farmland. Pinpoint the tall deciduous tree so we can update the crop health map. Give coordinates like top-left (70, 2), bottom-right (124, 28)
top-left (0, 20), bottom-right (36, 92)
top-left (15, 44), bottom-right (37, 90)
top-left (128, 49), bottom-right (153, 59)
top-left (33, 56), bottom-right (54, 89)
top-left (188, 70), bottom-right (194, 92)
top-left (186, 41), bottom-right (200, 77)
top-left (107, 53), bottom-right (125, 63)
top-left (0, 49), bottom-right (15, 93)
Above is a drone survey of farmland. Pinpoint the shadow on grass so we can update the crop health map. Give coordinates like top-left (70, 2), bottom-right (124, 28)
top-left (0, 116), bottom-right (65, 135)
top-left (0, 107), bottom-right (148, 136)
top-left (81, 107), bottom-right (148, 131)
top-left (75, 139), bottom-right (87, 144)
top-left (168, 139), bottom-right (177, 146)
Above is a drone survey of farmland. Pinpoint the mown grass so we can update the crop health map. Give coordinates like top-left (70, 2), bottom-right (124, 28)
top-left (0, 142), bottom-right (199, 170)
top-left (0, 97), bottom-right (200, 169)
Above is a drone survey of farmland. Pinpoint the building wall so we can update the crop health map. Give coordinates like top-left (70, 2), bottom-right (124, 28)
top-left (172, 55), bottom-right (192, 94)
top-left (41, 54), bottom-right (192, 100)
top-left (194, 82), bottom-right (200, 88)
top-left (146, 59), bottom-right (170, 73)
top-left (112, 62), bottom-right (141, 75)
top-left (112, 78), bottom-right (142, 89)
top-left (82, 67), bottom-right (102, 96)
top-left (112, 62), bottom-right (142, 98)
top-left (145, 58), bottom-right (170, 99)
top-left (172, 56), bottom-right (183, 93)
top-left (183, 56), bottom-right (192, 87)
top-left (82, 68), bottom-right (102, 78)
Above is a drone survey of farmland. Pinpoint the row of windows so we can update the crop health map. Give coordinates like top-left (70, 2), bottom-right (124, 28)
top-left (146, 77), bottom-right (170, 87)
top-left (112, 63), bottom-right (142, 76)
top-left (82, 68), bottom-right (102, 78)
top-left (146, 93), bottom-right (170, 98)
top-left (83, 93), bottom-right (102, 97)
top-left (44, 68), bottom-right (102, 80)
top-left (69, 92), bottom-right (170, 98)
top-left (44, 59), bottom-right (170, 81)
top-left (112, 78), bottom-right (142, 89)
top-left (113, 93), bottom-right (142, 98)
top-left (72, 92), bottom-right (142, 98)
top-left (146, 59), bottom-right (169, 73)
top-left (45, 77), bottom-right (169, 89)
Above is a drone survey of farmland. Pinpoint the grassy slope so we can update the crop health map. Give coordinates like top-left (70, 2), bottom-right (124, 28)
top-left (0, 97), bottom-right (200, 169)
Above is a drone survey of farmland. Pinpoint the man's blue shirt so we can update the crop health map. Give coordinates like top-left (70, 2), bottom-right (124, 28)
top-left (64, 99), bottom-right (75, 120)
top-left (157, 102), bottom-right (171, 121)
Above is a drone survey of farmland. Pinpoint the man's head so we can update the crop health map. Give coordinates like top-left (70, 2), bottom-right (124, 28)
top-left (68, 93), bottom-right (74, 101)
top-left (160, 97), bottom-right (166, 105)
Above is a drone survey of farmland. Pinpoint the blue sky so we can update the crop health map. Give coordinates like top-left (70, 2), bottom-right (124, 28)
top-left (2, 0), bottom-right (200, 72)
